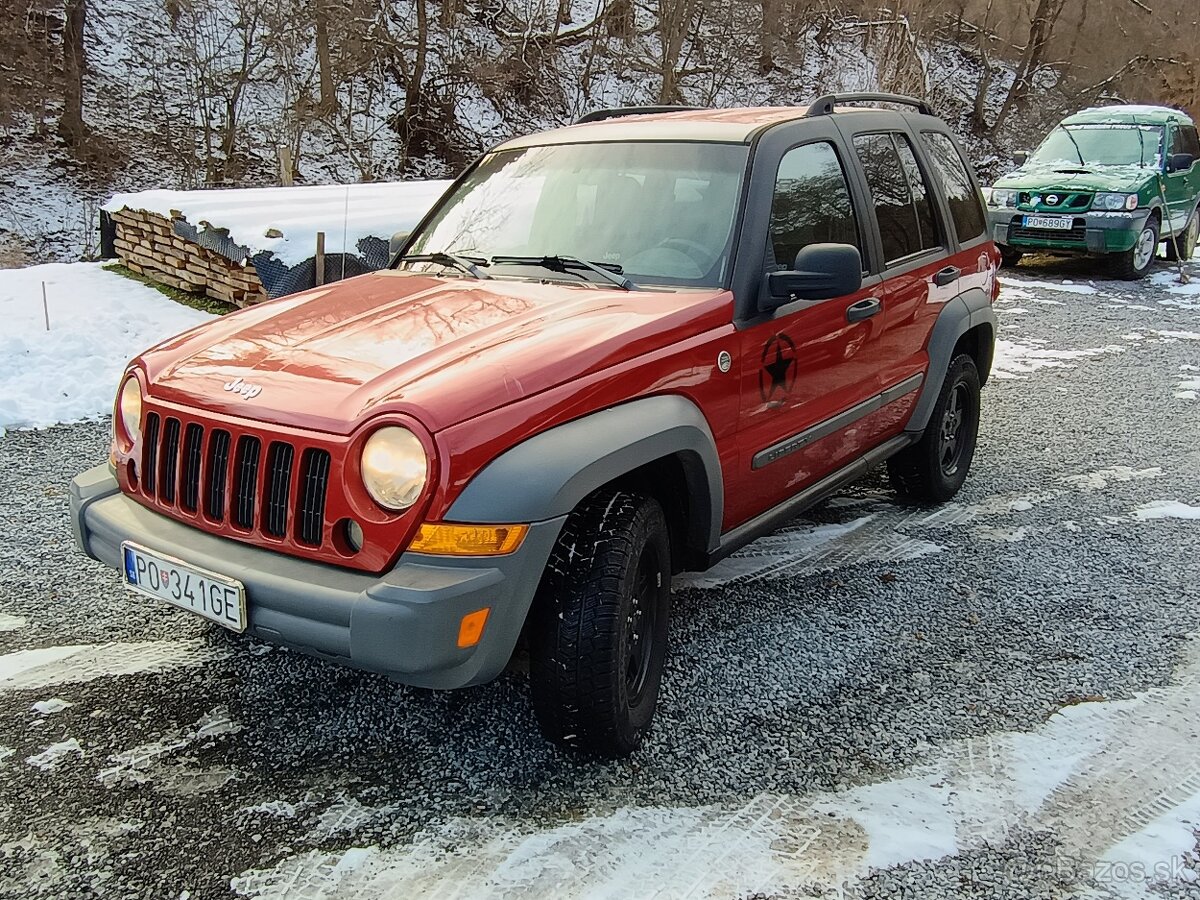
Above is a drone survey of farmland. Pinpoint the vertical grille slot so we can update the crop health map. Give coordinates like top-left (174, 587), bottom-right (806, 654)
top-left (296, 449), bottom-right (331, 546)
top-left (159, 418), bottom-right (181, 505)
top-left (205, 429), bottom-right (231, 521)
top-left (180, 423), bottom-right (203, 512)
top-left (232, 436), bottom-right (261, 529)
top-left (263, 442), bottom-right (294, 538)
top-left (142, 412), bottom-right (161, 496)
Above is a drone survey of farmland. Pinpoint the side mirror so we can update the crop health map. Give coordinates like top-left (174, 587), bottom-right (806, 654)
top-left (1012, 150), bottom-right (1029, 167)
top-left (760, 243), bottom-right (863, 313)
top-left (389, 230), bottom-right (412, 259)
top-left (1167, 152), bottom-right (1195, 173)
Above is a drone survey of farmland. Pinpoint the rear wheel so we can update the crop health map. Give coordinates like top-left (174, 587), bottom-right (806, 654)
top-left (889, 353), bottom-right (981, 503)
top-left (1111, 216), bottom-right (1159, 279)
top-left (1164, 208), bottom-right (1198, 262)
top-left (999, 247), bottom-right (1023, 268)
top-left (529, 490), bottom-right (671, 758)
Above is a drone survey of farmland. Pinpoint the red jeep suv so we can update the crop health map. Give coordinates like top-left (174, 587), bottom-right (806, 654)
top-left (71, 94), bottom-right (999, 757)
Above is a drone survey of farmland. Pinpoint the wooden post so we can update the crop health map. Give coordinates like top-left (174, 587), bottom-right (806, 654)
top-left (42, 281), bottom-right (50, 330)
top-left (278, 145), bottom-right (294, 186)
top-left (315, 231), bottom-right (325, 286)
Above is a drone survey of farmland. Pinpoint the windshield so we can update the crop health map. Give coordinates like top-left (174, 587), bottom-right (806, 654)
top-left (1029, 124), bottom-right (1164, 168)
top-left (402, 141), bottom-right (748, 288)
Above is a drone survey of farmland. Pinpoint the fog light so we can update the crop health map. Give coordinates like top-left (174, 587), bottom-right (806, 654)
top-left (457, 608), bottom-right (491, 648)
top-left (409, 523), bottom-right (528, 556)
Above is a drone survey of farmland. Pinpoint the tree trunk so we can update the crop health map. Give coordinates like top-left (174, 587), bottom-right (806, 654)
top-left (402, 0), bottom-right (429, 158)
top-left (657, 0), bottom-right (695, 105)
top-left (315, 0), bottom-right (337, 116)
top-left (759, 0), bottom-right (778, 74)
top-left (990, 0), bottom-right (1065, 134)
top-left (58, 0), bottom-right (87, 148)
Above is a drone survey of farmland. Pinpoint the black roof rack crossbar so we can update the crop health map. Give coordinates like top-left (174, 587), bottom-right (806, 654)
top-left (806, 93), bottom-right (933, 117)
top-left (576, 105), bottom-right (706, 124)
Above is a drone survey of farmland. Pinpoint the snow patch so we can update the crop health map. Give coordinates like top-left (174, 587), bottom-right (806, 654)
top-left (1061, 466), bottom-right (1164, 491)
top-left (679, 514), bottom-right (941, 588)
top-left (31, 698), bottom-right (73, 716)
top-left (26, 738), bottom-right (84, 771)
top-left (1133, 501), bottom-right (1200, 521)
top-left (0, 640), bottom-right (222, 691)
top-left (99, 706), bottom-right (241, 794)
top-left (105, 182), bottom-right (450, 268)
top-left (992, 339), bottom-right (1121, 379)
top-left (0, 613), bottom-right (27, 631)
top-left (999, 275), bottom-right (1099, 295)
top-left (0, 262), bottom-right (213, 431)
top-left (1150, 271), bottom-right (1200, 296)
top-left (244, 801), bottom-right (299, 819)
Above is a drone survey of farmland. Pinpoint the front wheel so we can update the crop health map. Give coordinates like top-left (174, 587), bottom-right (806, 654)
top-left (889, 353), bottom-right (981, 503)
top-left (1111, 216), bottom-right (1159, 279)
top-left (529, 490), bottom-right (671, 758)
top-left (999, 247), bottom-right (1023, 268)
top-left (1164, 208), bottom-right (1198, 262)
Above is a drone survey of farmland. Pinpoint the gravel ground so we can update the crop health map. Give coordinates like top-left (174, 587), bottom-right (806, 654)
top-left (1, 254), bottom-right (1199, 899)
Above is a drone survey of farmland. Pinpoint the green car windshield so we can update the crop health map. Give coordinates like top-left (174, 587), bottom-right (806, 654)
top-left (1029, 124), bottom-right (1164, 169)
top-left (402, 141), bottom-right (748, 288)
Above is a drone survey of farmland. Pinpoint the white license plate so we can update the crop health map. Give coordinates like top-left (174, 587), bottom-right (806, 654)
top-left (1022, 215), bottom-right (1073, 230)
top-left (122, 542), bottom-right (247, 632)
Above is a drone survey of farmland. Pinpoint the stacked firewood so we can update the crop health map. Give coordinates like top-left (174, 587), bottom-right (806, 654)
top-left (109, 208), bottom-right (268, 307)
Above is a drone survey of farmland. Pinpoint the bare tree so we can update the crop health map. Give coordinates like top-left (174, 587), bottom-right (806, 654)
top-left (58, 0), bottom-right (87, 147)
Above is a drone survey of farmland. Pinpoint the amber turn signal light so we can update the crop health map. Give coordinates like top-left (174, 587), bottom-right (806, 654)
top-left (457, 608), bottom-right (491, 648)
top-left (409, 523), bottom-right (528, 556)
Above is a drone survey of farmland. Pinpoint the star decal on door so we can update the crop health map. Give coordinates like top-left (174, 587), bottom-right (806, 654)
top-left (759, 333), bottom-right (797, 404)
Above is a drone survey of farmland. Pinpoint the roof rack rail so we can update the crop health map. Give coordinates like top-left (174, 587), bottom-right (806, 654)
top-left (576, 105), bottom-right (706, 124)
top-left (806, 93), bottom-right (933, 117)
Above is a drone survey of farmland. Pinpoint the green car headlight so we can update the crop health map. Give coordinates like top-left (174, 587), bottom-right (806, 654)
top-left (1094, 192), bottom-right (1138, 211)
top-left (988, 188), bottom-right (1017, 209)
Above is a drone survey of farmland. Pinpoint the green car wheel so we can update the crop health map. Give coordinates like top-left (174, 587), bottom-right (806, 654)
top-left (1111, 216), bottom-right (1159, 280)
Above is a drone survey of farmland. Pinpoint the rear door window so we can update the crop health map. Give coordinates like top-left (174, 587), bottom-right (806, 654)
top-left (921, 132), bottom-right (987, 242)
top-left (853, 133), bottom-right (941, 264)
top-left (1178, 125), bottom-right (1200, 158)
top-left (768, 141), bottom-right (862, 271)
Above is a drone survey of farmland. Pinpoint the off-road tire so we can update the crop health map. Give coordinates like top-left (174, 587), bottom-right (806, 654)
top-left (999, 247), bottom-right (1023, 268)
top-left (1110, 215), bottom-right (1159, 280)
top-left (889, 353), bottom-right (981, 503)
top-left (529, 490), bottom-right (671, 758)
top-left (1164, 208), bottom-right (1198, 262)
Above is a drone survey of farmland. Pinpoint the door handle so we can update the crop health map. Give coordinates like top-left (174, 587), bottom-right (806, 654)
top-left (846, 297), bottom-right (881, 323)
top-left (934, 266), bottom-right (961, 287)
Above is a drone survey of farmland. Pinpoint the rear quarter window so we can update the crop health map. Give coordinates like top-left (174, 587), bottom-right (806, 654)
top-left (921, 132), bottom-right (987, 242)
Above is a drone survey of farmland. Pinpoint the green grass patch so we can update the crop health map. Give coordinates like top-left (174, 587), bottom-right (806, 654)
top-left (102, 263), bottom-right (236, 315)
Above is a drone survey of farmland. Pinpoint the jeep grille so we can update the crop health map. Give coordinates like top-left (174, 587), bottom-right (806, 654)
top-left (140, 411), bottom-right (331, 548)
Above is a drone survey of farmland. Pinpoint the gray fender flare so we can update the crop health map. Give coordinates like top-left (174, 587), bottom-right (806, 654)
top-left (447, 395), bottom-right (724, 554)
top-left (906, 287), bottom-right (997, 435)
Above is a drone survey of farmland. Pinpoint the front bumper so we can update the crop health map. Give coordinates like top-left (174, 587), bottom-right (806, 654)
top-left (70, 464), bottom-right (565, 689)
top-left (988, 209), bottom-right (1149, 254)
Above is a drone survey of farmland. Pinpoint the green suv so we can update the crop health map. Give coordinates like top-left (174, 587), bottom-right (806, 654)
top-left (986, 105), bottom-right (1200, 278)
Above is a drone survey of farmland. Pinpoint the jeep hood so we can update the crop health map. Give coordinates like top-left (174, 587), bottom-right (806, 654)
top-left (136, 271), bottom-right (732, 433)
top-left (994, 164), bottom-right (1154, 194)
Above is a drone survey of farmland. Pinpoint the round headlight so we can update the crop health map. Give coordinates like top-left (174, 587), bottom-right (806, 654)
top-left (361, 426), bottom-right (428, 510)
top-left (117, 377), bottom-right (143, 445)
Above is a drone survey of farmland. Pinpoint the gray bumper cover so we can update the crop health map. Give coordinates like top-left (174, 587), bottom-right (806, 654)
top-left (70, 464), bottom-right (565, 689)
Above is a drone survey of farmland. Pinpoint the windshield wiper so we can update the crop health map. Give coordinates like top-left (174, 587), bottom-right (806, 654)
top-left (489, 254), bottom-right (639, 291)
top-left (394, 252), bottom-right (490, 279)
top-left (1061, 127), bottom-right (1086, 165)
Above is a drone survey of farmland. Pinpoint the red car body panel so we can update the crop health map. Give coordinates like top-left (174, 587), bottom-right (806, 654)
top-left (116, 271), bottom-right (740, 572)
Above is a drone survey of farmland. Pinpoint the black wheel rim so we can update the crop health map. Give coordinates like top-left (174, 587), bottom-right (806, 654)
top-left (939, 383), bottom-right (969, 476)
top-left (626, 546), bottom-right (660, 704)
